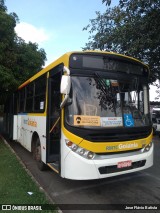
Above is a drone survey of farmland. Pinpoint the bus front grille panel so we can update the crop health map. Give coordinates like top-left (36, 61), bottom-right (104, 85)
top-left (85, 131), bottom-right (150, 142)
top-left (98, 160), bottom-right (146, 174)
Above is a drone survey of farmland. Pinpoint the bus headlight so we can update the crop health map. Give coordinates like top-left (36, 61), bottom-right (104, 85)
top-left (142, 142), bottom-right (152, 153)
top-left (79, 148), bottom-right (85, 156)
top-left (65, 140), bottom-right (95, 160)
top-left (72, 144), bottom-right (78, 152)
top-left (87, 151), bottom-right (95, 159)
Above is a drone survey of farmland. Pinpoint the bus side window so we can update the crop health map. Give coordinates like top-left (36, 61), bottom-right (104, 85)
top-left (18, 89), bottom-right (25, 112)
top-left (26, 83), bottom-right (34, 112)
top-left (34, 75), bottom-right (46, 112)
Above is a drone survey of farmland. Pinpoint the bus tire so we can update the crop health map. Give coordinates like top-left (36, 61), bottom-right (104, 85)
top-left (35, 137), bottom-right (47, 171)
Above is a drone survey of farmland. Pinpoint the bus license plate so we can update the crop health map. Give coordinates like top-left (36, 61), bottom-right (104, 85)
top-left (117, 160), bottom-right (132, 168)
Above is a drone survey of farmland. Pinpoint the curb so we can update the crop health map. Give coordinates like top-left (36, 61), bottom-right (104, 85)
top-left (0, 135), bottom-right (63, 213)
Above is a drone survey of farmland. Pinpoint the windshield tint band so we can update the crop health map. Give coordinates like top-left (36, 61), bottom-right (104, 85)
top-left (69, 69), bottom-right (148, 84)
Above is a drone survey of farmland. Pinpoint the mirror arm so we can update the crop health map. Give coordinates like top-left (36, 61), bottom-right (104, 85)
top-left (60, 94), bottom-right (69, 109)
top-left (60, 66), bottom-right (71, 109)
top-left (63, 66), bottom-right (70, 75)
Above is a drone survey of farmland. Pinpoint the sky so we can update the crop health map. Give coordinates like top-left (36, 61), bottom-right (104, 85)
top-left (5, 0), bottom-right (159, 101)
top-left (5, 0), bottom-right (109, 65)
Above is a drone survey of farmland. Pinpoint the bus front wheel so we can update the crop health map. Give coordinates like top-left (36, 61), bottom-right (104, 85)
top-left (34, 138), bottom-right (46, 171)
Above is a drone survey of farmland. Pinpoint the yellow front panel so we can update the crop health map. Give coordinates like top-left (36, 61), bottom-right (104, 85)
top-left (62, 119), bottom-right (153, 153)
top-left (79, 133), bottom-right (152, 153)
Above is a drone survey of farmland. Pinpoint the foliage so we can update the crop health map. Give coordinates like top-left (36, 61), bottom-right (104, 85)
top-left (0, 0), bottom-right (46, 104)
top-left (83, 0), bottom-right (160, 83)
top-left (14, 37), bottom-right (47, 83)
top-left (0, 0), bottom-right (7, 11)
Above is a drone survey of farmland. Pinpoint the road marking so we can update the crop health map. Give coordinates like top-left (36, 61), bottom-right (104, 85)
top-left (51, 173), bottom-right (144, 197)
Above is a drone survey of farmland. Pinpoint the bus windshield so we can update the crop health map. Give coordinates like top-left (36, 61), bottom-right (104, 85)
top-left (65, 75), bottom-right (150, 128)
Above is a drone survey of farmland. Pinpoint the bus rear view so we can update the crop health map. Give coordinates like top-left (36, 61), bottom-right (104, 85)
top-left (60, 52), bottom-right (153, 179)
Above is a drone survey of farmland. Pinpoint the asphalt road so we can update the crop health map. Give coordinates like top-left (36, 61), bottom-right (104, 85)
top-left (3, 136), bottom-right (160, 213)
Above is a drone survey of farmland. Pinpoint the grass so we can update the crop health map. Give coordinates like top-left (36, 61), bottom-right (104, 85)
top-left (0, 139), bottom-right (58, 212)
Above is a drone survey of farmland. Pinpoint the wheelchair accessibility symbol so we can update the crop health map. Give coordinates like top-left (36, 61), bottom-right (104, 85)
top-left (123, 114), bottom-right (134, 127)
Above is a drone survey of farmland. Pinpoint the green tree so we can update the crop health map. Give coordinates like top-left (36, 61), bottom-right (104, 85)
top-left (83, 0), bottom-right (160, 82)
top-left (0, 0), bottom-right (46, 104)
top-left (14, 37), bottom-right (46, 84)
top-left (0, 0), bottom-right (6, 11)
top-left (0, 0), bottom-right (18, 103)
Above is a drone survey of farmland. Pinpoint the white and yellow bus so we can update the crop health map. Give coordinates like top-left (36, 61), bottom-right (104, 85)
top-left (3, 51), bottom-right (153, 180)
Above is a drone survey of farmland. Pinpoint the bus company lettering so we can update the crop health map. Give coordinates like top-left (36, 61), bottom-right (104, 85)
top-left (28, 120), bottom-right (37, 127)
top-left (106, 142), bottom-right (138, 151)
top-left (23, 119), bottom-right (37, 127)
top-left (119, 143), bottom-right (138, 149)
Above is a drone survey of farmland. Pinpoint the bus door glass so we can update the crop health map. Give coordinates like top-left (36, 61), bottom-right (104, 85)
top-left (46, 74), bottom-right (61, 163)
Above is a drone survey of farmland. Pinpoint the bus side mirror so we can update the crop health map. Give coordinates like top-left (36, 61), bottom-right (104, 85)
top-left (60, 75), bottom-right (71, 95)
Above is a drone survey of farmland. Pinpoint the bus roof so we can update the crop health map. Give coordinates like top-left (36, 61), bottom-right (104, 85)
top-left (18, 50), bottom-right (149, 90)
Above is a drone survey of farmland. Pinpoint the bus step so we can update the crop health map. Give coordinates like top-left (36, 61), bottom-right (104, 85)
top-left (48, 162), bottom-right (59, 174)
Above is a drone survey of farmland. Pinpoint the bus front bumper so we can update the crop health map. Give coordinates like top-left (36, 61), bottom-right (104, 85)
top-left (62, 143), bottom-right (153, 180)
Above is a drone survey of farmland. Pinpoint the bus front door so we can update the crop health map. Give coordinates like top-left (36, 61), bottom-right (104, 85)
top-left (46, 75), bottom-right (61, 164)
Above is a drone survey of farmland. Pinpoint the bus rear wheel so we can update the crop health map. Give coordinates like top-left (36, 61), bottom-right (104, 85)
top-left (34, 137), bottom-right (46, 171)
